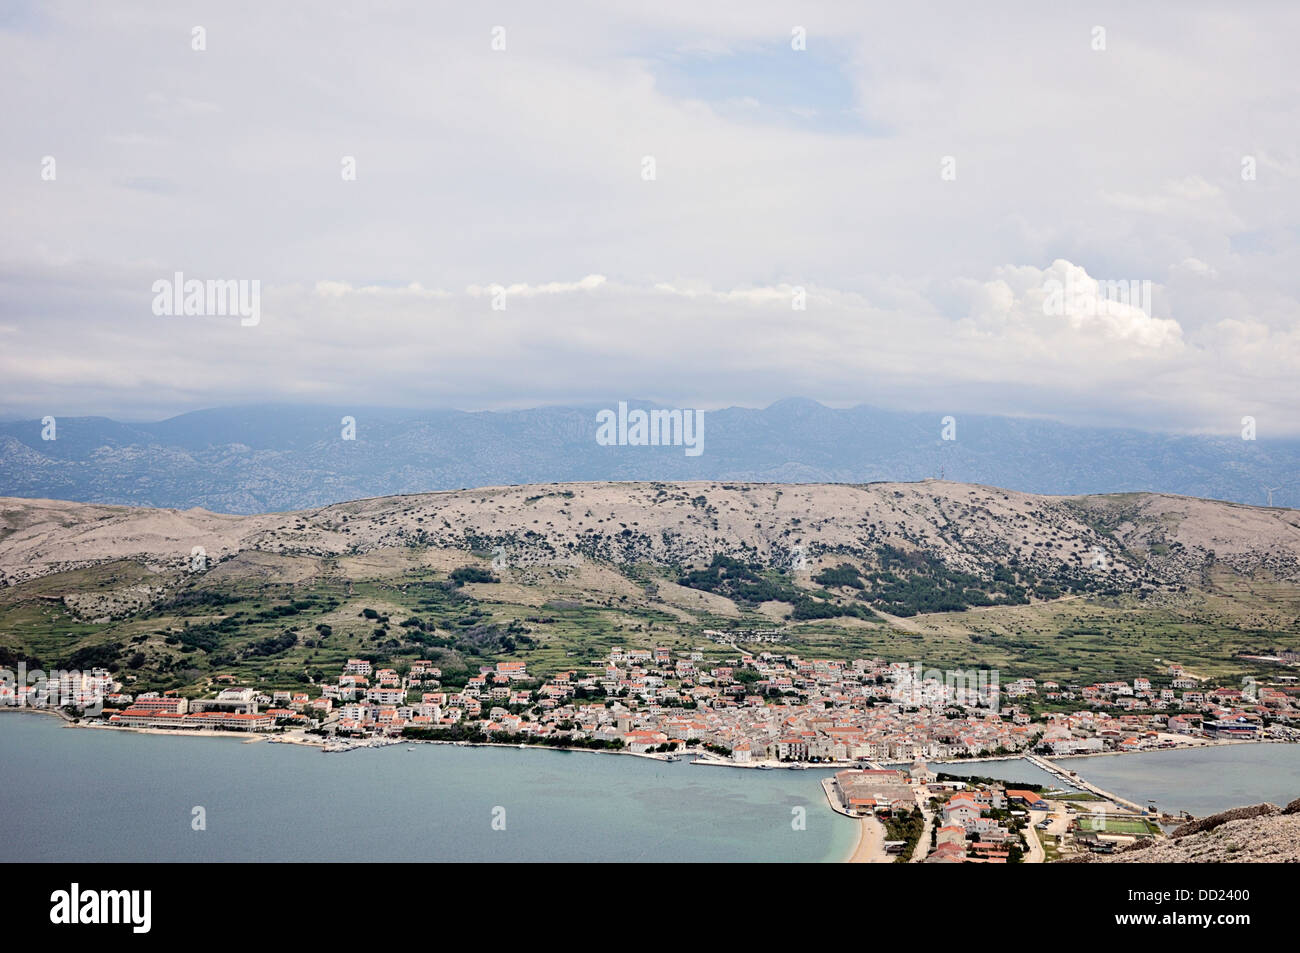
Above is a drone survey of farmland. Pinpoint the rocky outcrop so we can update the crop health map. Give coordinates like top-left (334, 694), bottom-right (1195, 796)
top-left (1170, 803), bottom-right (1280, 838)
top-left (1073, 802), bottom-right (1300, 863)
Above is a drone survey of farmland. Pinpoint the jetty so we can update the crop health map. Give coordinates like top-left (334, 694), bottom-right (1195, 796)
top-left (1025, 754), bottom-right (1146, 814)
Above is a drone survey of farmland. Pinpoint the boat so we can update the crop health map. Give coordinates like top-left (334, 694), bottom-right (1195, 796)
top-left (790, 763), bottom-right (809, 770)
top-left (665, 754), bottom-right (680, 762)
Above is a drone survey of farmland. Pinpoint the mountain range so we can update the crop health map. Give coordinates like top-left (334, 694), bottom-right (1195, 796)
top-left (1, 399), bottom-right (1295, 514)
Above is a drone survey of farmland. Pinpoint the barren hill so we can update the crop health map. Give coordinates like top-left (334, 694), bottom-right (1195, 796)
top-left (3, 480), bottom-right (1299, 588)
top-left (4, 480), bottom-right (1300, 693)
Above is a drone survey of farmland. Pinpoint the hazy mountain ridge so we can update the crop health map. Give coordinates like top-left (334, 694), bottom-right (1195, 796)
top-left (1, 400), bottom-right (1296, 513)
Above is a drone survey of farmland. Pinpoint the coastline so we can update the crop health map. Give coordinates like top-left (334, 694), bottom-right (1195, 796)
top-left (821, 774), bottom-right (892, 863)
top-left (845, 816), bottom-right (889, 863)
top-left (1047, 737), bottom-right (1260, 760)
top-left (0, 712), bottom-right (687, 761)
top-left (4, 705), bottom-right (1290, 767)
top-left (0, 705), bottom-right (69, 721)
top-left (4, 706), bottom-right (1293, 818)
top-left (5, 708), bottom-right (1297, 862)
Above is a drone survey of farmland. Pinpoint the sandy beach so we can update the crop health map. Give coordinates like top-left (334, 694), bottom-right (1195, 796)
top-left (847, 816), bottom-right (890, 863)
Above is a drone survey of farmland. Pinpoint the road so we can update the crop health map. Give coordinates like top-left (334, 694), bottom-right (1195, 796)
top-left (1024, 818), bottom-right (1045, 863)
top-left (910, 788), bottom-right (935, 862)
top-left (1026, 801), bottom-right (1073, 863)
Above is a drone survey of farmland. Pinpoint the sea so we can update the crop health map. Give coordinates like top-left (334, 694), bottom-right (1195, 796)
top-left (3, 713), bottom-right (1297, 861)
top-left (0, 713), bottom-right (853, 862)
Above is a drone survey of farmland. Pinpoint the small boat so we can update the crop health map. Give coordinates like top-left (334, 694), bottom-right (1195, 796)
top-left (790, 763), bottom-right (809, 770)
top-left (665, 754), bottom-right (680, 762)
top-left (758, 763), bottom-right (775, 770)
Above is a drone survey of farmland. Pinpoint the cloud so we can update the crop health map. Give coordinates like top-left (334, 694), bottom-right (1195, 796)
top-left (969, 260), bottom-right (1184, 350)
top-left (313, 280), bottom-right (449, 299)
top-left (1, 256), bottom-right (1296, 436)
top-left (0, 3), bottom-right (1298, 435)
top-left (465, 275), bottom-right (607, 297)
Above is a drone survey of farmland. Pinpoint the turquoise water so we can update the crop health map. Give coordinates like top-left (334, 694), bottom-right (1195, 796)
top-left (0, 714), bottom-right (857, 862)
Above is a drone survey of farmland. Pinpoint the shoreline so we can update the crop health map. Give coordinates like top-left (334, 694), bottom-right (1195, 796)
top-left (821, 775), bottom-right (892, 863)
top-left (845, 815), bottom-right (889, 863)
top-left (4, 706), bottom-right (1290, 768)
top-left (4, 707), bottom-right (1294, 816)
top-left (0, 710), bottom-right (689, 761)
top-left (5, 709), bottom-right (1296, 861)
top-left (5, 705), bottom-right (1291, 765)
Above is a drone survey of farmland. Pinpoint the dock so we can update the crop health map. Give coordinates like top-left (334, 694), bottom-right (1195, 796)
top-left (1025, 754), bottom-right (1146, 814)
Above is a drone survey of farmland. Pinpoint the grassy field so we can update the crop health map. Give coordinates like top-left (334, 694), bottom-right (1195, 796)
top-left (1077, 816), bottom-right (1160, 835)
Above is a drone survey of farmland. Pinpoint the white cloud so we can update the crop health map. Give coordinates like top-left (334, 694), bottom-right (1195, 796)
top-left (465, 275), bottom-right (607, 297)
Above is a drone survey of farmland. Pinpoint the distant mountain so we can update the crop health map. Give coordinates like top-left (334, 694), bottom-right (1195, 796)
top-left (0, 399), bottom-right (1295, 513)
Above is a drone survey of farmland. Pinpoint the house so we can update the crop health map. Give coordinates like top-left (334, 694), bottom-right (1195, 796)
top-left (942, 800), bottom-right (980, 827)
top-left (925, 842), bottom-right (966, 863)
top-left (623, 729), bottom-right (669, 753)
top-left (935, 825), bottom-right (966, 848)
top-left (1006, 789), bottom-right (1046, 810)
top-left (775, 737), bottom-right (809, 761)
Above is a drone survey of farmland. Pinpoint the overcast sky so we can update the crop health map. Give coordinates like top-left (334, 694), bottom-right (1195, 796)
top-left (3, 1), bottom-right (1299, 434)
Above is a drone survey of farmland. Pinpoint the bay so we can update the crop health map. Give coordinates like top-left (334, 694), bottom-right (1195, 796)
top-left (0, 713), bottom-right (856, 863)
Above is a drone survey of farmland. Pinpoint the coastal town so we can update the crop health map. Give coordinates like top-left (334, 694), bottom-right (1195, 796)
top-left (822, 765), bottom-right (1167, 862)
top-left (3, 632), bottom-right (1300, 863)
top-left (7, 638), bottom-right (1299, 764)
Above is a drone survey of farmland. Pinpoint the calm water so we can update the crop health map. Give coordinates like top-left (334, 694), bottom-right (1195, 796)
top-left (1058, 743), bottom-right (1300, 816)
top-left (0, 714), bottom-right (857, 862)
top-left (912, 759), bottom-right (1075, 790)
top-left (927, 745), bottom-right (1300, 816)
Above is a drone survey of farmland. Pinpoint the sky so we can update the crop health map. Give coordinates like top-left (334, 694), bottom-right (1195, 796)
top-left (2, 1), bottom-right (1299, 434)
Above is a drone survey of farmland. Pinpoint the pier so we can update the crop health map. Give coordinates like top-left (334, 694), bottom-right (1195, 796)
top-left (1025, 754), bottom-right (1146, 814)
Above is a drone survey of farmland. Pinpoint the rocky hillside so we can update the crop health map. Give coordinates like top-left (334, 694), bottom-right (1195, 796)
top-left (5, 480), bottom-right (1299, 694)
top-left (3, 480), bottom-right (1300, 592)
